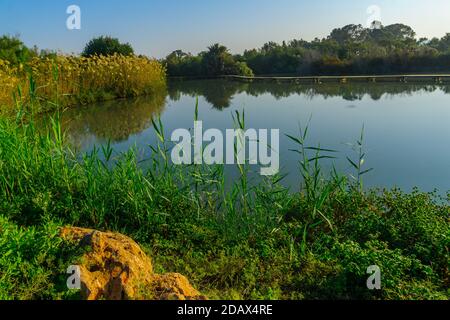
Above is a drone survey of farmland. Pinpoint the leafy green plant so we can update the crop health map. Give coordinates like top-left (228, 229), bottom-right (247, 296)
top-left (0, 216), bottom-right (83, 300)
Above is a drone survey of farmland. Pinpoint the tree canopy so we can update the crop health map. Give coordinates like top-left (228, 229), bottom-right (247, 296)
top-left (0, 36), bottom-right (35, 65)
top-left (82, 36), bottom-right (134, 57)
top-left (164, 44), bottom-right (254, 77)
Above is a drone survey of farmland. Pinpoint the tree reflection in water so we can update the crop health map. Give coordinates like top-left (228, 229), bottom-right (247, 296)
top-left (56, 92), bottom-right (167, 148)
top-left (39, 80), bottom-right (450, 149)
top-left (168, 79), bottom-right (450, 109)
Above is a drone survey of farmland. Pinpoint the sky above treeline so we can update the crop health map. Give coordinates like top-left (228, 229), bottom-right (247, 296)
top-left (1, 0), bottom-right (450, 58)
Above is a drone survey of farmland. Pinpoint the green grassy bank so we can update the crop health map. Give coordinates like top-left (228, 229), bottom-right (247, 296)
top-left (0, 108), bottom-right (448, 300)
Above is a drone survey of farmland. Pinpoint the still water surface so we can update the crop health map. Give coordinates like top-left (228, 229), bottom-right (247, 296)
top-left (51, 80), bottom-right (450, 193)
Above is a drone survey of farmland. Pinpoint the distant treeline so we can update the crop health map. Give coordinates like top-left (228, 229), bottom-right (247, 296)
top-left (164, 22), bottom-right (450, 77)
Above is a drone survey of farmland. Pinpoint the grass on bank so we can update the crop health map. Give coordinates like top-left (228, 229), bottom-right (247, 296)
top-left (0, 103), bottom-right (448, 300)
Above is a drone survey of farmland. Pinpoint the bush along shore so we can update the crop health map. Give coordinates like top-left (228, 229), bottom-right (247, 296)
top-left (0, 91), bottom-right (448, 300)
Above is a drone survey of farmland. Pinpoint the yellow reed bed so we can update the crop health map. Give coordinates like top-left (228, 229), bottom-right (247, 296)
top-left (0, 54), bottom-right (166, 115)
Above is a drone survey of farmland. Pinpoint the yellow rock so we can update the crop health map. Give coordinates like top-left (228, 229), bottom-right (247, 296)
top-left (61, 227), bottom-right (206, 300)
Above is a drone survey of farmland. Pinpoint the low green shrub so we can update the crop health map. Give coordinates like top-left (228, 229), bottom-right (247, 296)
top-left (0, 216), bottom-right (82, 300)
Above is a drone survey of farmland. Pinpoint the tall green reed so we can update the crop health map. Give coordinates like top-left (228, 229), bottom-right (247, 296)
top-left (287, 119), bottom-right (345, 255)
top-left (346, 125), bottom-right (373, 192)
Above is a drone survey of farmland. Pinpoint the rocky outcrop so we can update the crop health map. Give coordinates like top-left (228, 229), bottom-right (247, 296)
top-left (61, 227), bottom-right (206, 300)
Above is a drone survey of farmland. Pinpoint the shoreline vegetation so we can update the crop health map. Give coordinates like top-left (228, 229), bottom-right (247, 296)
top-left (164, 23), bottom-right (450, 78)
top-left (0, 35), bottom-right (166, 115)
top-left (0, 31), bottom-right (449, 301)
top-left (0, 54), bottom-right (166, 116)
top-left (0, 107), bottom-right (448, 300)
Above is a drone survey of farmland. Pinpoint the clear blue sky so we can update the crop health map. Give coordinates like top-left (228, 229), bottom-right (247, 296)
top-left (1, 0), bottom-right (450, 58)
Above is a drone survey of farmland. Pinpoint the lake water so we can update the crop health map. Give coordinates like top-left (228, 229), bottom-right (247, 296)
top-left (53, 79), bottom-right (450, 193)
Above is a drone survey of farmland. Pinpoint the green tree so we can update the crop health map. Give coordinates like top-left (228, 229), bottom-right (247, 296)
top-left (0, 35), bottom-right (34, 65)
top-left (82, 36), bottom-right (134, 57)
top-left (229, 61), bottom-right (254, 77)
top-left (202, 43), bottom-right (233, 76)
top-left (384, 23), bottom-right (416, 41)
top-left (200, 44), bottom-right (254, 76)
top-left (165, 50), bottom-right (203, 77)
top-left (433, 33), bottom-right (450, 52)
top-left (329, 24), bottom-right (368, 44)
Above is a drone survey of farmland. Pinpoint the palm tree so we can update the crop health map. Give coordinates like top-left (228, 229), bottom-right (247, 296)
top-left (203, 43), bottom-right (231, 76)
